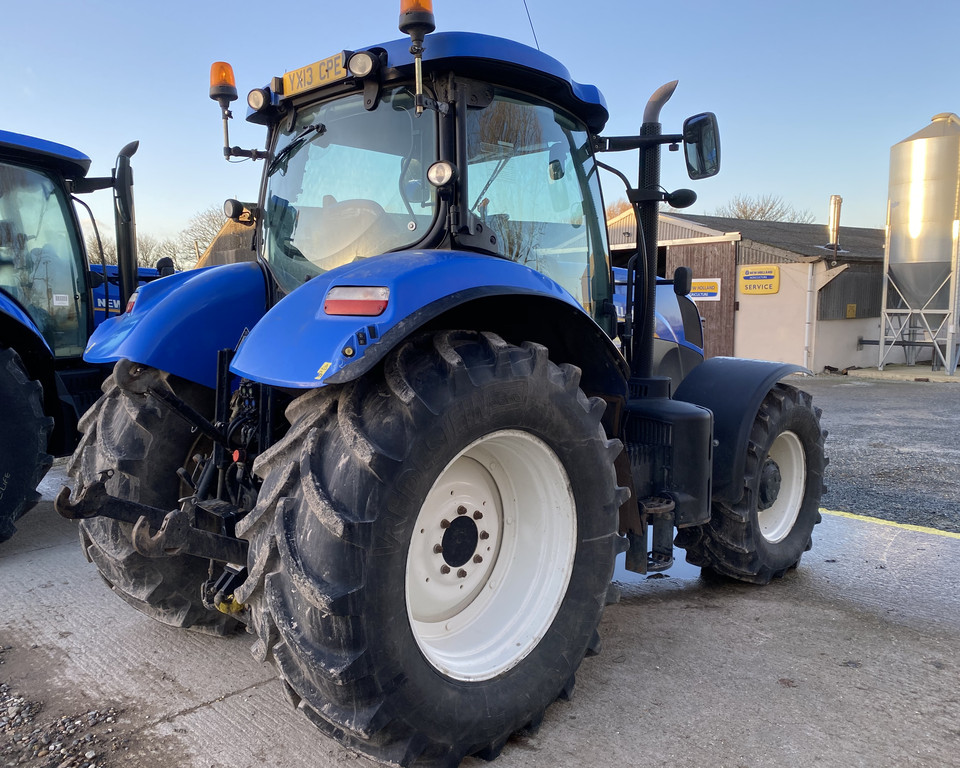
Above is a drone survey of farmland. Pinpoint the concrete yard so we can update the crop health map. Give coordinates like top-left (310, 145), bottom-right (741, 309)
top-left (2, 458), bottom-right (959, 768)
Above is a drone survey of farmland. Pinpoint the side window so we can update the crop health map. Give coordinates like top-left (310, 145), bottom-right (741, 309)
top-left (0, 162), bottom-right (89, 356)
top-left (466, 92), bottom-right (610, 317)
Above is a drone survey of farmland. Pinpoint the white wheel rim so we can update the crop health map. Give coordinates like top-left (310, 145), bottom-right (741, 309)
top-left (405, 429), bottom-right (577, 682)
top-left (758, 430), bottom-right (806, 543)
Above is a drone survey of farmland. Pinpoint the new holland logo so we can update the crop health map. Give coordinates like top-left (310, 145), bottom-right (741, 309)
top-left (690, 279), bottom-right (721, 302)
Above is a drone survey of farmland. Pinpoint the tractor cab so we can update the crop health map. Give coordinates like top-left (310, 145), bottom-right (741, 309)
top-left (0, 133), bottom-right (96, 357)
top-left (212, 32), bottom-right (617, 335)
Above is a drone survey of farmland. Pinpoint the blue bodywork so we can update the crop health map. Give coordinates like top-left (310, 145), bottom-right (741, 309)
top-left (85, 262), bottom-right (268, 389)
top-left (231, 250), bottom-right (588, 387)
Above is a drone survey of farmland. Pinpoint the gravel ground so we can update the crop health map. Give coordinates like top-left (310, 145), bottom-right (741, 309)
top-left (0, 646), bottom-right (128, 768)
top-left (795, 373), bottom-right (960, 533)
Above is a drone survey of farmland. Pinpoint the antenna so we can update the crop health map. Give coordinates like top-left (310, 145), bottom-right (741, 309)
top-left (522, 0), bottom-right (540, 51)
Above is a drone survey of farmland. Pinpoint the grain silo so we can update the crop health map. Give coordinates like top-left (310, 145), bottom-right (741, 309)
top-left (880, 113), bottom-right (960, 373)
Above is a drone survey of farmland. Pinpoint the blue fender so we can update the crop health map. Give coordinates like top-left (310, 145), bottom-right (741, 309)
top-left (231, 250), bottom-right (597, 387)
top-left (673, 357), bottom-right (808, 504)
top-left (0, 291), bottom-right (52, 355)
top-left (84, 262), bottom-right (268, 389)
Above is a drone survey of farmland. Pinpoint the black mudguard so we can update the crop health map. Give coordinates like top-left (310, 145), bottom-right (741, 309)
top-left (673, 357), bottom-right (807, 504)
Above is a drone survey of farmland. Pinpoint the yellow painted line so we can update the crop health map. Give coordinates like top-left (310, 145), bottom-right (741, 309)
top-left (820, 508), bottom-right (960, 540)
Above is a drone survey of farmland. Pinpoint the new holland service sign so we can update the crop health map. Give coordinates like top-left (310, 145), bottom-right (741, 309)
top-left (738, 265), bottom-right (780, 295)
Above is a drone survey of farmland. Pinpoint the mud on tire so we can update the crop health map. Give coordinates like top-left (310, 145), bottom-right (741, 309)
top-left (676, 383), bottom-right (826, 584)
top-left (237, 331), bottom-right (627, 766)
top-left (0, 347), bottom-right (53, 544)
top-left (69, 359), bottom-right (237, 634)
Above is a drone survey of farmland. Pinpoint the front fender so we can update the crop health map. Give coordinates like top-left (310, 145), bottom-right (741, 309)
top-left (231, 250), bottom-right (588, 387)
top-left (673, 357), bottom-right (808, 504)
top-left (84, 261), bottom-right (268, 388)
top-left (0, 290), bottom-right (52, 355)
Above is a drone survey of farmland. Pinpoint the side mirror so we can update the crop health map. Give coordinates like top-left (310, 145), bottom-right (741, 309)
top-left (682, 112), bottom-right (720, 180)
top-left (155, 257), bottom-right (175, 277)
top-left (673, 265), bottom-right (693, 296)
top-left (87, 269), bottom-right (105, 289)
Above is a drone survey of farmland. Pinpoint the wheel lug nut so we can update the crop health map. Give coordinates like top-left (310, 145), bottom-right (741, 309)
top-left (457, 569), bottom-right (467, 578)
top-left (473, 511), bottom-right (483, 520)
top-left (479, 531), bottom-right (490, 540)
top-left (440, 565), bottom-right (451, 574)
top-left (440, 519), bottom-right (450, 529)
top-left (433, 544), bottom-right (443, 554)
top-left (457, 505), bottom-right (467, 515)
top-left (473, 555), bottom-right (483, 564)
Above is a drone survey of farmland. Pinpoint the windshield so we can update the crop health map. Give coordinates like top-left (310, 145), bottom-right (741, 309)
top-left (0, 161), bottom-right (90, 356)
top-left (466, 90), bottom-right (611, 320)
top-left (263, 87), bottom-right (438, 294)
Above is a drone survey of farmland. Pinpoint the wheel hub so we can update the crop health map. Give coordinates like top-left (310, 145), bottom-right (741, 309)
top-left (407, 458), bottom-right (503, 624)
top-left (758, 458), bottom-right (782, 510)
top-left (757, 430), bottom-right (806, 543)
top-left (441, 512), bottom-right (480, 568)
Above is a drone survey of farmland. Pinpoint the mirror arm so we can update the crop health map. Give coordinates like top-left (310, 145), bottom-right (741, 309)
top-left (593, 133), bottom-right (683, 152)
top-left (627, 188), bottom-right (667, 204)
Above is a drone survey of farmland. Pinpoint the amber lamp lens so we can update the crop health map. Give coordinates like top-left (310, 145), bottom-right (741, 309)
top-left (210, 61), bottom-right (236, 89)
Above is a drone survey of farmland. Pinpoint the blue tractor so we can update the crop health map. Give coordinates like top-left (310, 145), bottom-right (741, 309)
top-left (0, 131), bottom-right (165, 542)
top-left (58, 4), bottom-right (826, 764)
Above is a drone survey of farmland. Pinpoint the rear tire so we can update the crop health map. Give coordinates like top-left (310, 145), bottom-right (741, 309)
top-left (676, 383), bottom-right (825, 584)
top-left (69, 359), bottom-right (237, 634)
top-left (0, 347), bottom-right (53, 544)
top-left (238, 331), bottom-right (625, 766)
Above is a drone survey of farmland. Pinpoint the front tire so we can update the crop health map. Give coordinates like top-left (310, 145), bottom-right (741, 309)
top-left (68, 360), bottom-right (237, 634)
top-left (238, 331), bottom-right (625, 766)
top-left (677, 383), bottom-right (825, 584)
top-left (0, 347), bottom-right (53, 543)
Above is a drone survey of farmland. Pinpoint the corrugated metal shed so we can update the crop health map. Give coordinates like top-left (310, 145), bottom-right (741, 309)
top-left (658, 214), bottom-right (886, 321)
top-left (661, 214), bottom-right (884, 264)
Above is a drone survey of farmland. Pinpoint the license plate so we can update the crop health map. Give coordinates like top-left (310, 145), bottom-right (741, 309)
top-left (281, 52), bottom-right (348, 99)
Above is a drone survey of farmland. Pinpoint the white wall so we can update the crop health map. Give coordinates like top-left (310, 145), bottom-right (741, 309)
top-left (733, 262), bottom-right (910, 371)
top-left (813, 318), bottom-right (888, 370)
top-left (733, 263), bottom-right (810, 366)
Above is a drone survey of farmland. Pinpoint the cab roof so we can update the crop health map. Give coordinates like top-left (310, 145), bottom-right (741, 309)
top-left (276, 32), bottom-right (609, 134)
top-left (0, 130), bottom-right (92, 179)
top-left (377, 32), bottom-right (608, 132)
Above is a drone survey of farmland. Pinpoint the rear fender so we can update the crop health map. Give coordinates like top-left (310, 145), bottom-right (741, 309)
top-left (84, 262), bottom-right (268, 388)
top-left (230, 250), bottom-right (628, 393)
top-left (673, 357), bottom-right (808, 504)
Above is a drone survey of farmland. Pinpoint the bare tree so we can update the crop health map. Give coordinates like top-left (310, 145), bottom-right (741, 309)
top-left (138, 234), bottom-right (182, 269)
top-left (605, 198), bottom-right (631, 221)
top-left (84, 234), bottom-right (117, 266)
top-left (714, 194), bottom-right (815, 223)
top-left (85, 234), bottom-right (183, 269)
top-left (177, 204), bottom-right (227, 261)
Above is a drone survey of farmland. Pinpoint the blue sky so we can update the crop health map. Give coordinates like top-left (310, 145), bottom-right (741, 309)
top-left (4, 0), bottom-right (958, 242)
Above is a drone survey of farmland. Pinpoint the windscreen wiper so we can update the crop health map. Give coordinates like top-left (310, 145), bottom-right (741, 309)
top-left (268, 123), bottom-right (326, 173)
